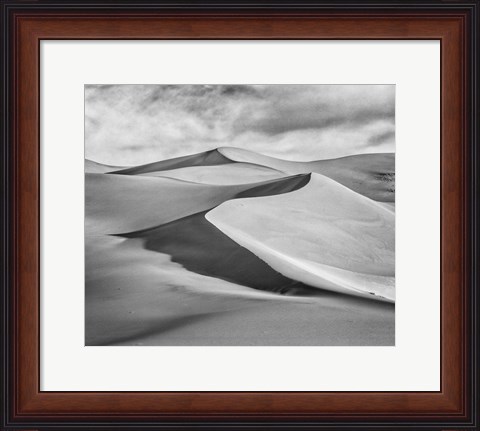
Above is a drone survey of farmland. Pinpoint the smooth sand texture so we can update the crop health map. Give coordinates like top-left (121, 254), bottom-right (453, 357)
top-left (85, 147), bottom-right (395, 345)
top-left (111, 148), bottom-right (232, 175)
top-left (86, 173), bottom-right (244, 234)
top-left (86, 172), bottom-right (310, 235)
top-left (119, 174), bottom-right (312, 294)
top-left (85, 235), bottom-right (394, 346)
top-left (138, 163), bottom-right (285, 185)
top-left (110, 146), bottom-right (394, 201)
top-left (206, 173), bottom-right (394, 302)
top-left (120, 211), bottom-right (302, 293)
top-left (85, 159), bottom-right (124, 173)
top-left (218, 147), bottom-right (395, 202)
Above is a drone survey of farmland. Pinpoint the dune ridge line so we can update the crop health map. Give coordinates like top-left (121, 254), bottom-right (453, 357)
top-left (205, 172), bottom-right (394, 302)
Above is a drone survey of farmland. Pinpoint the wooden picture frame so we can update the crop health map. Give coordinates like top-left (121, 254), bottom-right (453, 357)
top-left (1, 0), bottom-right (478, 429)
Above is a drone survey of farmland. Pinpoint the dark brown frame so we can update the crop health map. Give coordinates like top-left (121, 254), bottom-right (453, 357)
top-left (1, 1), bottom-right (479, 429)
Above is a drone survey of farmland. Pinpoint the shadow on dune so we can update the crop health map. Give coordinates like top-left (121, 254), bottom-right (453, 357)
top-left (110, 149), bottom-right (232, 175)
top-left (97, 312), bottom-right (222, 346)
top-left (119, 210), bottom-right (305, 293)
top-left (108, 147), bottom-right (394, 202)
top-left (234, 173), bottom-right (308, 199)
top-left (117, 173), bottom-right (317, 294)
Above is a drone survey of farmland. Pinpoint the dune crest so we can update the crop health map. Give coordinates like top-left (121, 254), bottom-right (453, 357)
top-left (84, 84), bottom-right (396, 346)
top-left (110, 149), bottom-right (232, 175)
top-left (86, 173), bottom-right (245, 234)
top-left (106, 147), bottom-right (394, 201)
top-left (85, 159), bottom-right (125, 174)
top-left (217, 147), bottom-right (395, 202)
top-left (138, 163), bottom-right (285, 185)
top-left (114, 174), bottom-right (313, 294)
top-left (86, 172), bottom-right (311, 235)
top-left (206, 173), bottom-right (395, 302)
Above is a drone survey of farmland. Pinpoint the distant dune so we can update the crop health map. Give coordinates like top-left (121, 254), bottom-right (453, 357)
top-left (217, 147), bottom-right (395, 202)
top-left (106, 147), bottom-right (394, 202)
top-left (85, 159), bottom-right (125, 173)
top-left (138, 163), bottom-right (285, 185)
top-left (85, 173), bottom-right (241, 234)
top-left (206, 173), bottom-right (394, 302)
top-left (86, 172), bottom-right (309, 235)
top-left (110, 149), bottom-right (232, 175)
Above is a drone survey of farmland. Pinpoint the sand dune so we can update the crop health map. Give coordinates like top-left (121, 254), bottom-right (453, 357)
top-left (206, 173), bottom-right (394, 302)
top-left (86, 173), bottom-right (246, 234)
top-left (117, 174), bottom-right (311, 294)
top-left (107, 147), bottom-right (394, 201)
top-left (85, 236), bottom-right (394, 346)
top-left (85, 146), bottom-right (395, 345)
top-left (307, 152), bottom-right (394, 203)
top-left (86, 172), bottom-right (309, 235)
top-left (119, 211), bottom-right (303, 294)
top-left (379, 201), bottom-right (395, 213)
top-left (85, 159), bottom-right (125, 173)
top-left (110, 148), bottom-right (232, 175)
top-left (217, 147), bottom-right (395, 202)
top-left (138, 163), bottom-right (285, 185)
top-left (85, 235), bottom-right (303, 345)
top-left (86, 173), bottom-right (240, 234)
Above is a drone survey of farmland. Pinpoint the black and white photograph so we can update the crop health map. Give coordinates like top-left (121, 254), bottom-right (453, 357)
top-left (85, 84), bottom-right (395, 346)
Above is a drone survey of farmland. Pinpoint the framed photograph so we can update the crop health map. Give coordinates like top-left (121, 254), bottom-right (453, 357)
top-left (1, 0), bottom-right (479, 429)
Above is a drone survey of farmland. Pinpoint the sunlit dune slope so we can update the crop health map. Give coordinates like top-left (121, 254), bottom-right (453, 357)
top-left (138, 163), bottom-right (285, 185)
top-left (116, 173), bottom-right (311, 293)
top-left (110, 149), bottom-right (232, 175)
top-left (206, 173), bottom-right (395, 302)
top-left (85, 236), bottom-right (394, 346)
top-left (86, 173), bottom-right (243, 234)
top-left (119, 212), bottom-right (304, 293)
top-left (108, 147), bottom-right (394, 201)
top-left (308, 152), bottom-right (394, 203)
top-left (86, 172), bottom-right (309, 235)
top-left (218, 147), bottom-right (395, 202)
top-left (85, 159), bottom-right (125, 173)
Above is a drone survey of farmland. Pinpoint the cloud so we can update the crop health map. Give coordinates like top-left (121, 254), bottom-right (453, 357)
top-left (367, 130), bottom-right (396, 147)
top-left (85, 84), bottom-right (395, 165)
top-left (234, 85), bottom-right (394, 135)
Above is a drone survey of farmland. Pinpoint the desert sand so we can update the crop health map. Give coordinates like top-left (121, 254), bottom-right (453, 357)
top-left (138, 163), bottom-right (285, 185)
top-left (111, 147), bottom-right (394, 200)
top-left (85, 159), bottom-right (125, 174)
top-left (85, 147), bottom-right (395, 345)
top-left (207, 174), bottom-right (394, 302)
top-left (217, 147), bottom-right (395, 202)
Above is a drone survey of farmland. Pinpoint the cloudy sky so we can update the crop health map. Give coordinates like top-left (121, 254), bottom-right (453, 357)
top-left (85, 84), bottom-right (395, 166)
